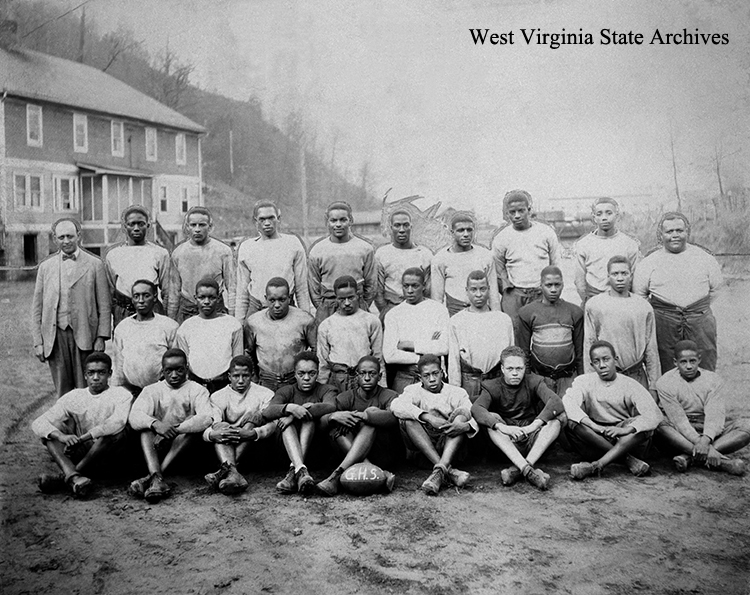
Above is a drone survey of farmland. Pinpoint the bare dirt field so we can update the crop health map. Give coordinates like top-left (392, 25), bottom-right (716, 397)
top-left (2, 276), bottom-right (749, 595)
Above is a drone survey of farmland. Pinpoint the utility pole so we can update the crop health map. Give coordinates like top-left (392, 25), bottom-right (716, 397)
top-left (78, 6), bottom-right (85, 63)
top-left (228, 125), bottom-right (234, 183)
top-left (669, 125), bottom-right (681, 211)
top-left (299, 139), bottom-right (309, 244)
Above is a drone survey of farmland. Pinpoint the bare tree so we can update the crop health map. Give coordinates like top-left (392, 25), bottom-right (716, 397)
top-left (151, 47), bottom-right (195, 110)
top-left (101, 26), bottom-right (142, 72)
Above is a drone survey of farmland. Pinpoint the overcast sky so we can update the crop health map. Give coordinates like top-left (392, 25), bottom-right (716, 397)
top-left (86, 0), bottom-right (749, 219)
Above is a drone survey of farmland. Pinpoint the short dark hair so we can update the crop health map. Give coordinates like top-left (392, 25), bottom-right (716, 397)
top-left (591, 197), bottom-right (619, 213)
top-left (229, 355), bottom-right (254, 373)
top-left (162, 348), bottom-right (188, 366)
top-left (195, 277), bottom-right (220, 294)
top-left (503, 190), bottom-right (532, 210)
top-left (326, 201), bottom-right (353, 218)
top-left (606, 255), bottom-right (631, 273)
top-left (673, 340), bottom-right (700, 359)
top-left (356, 355), bottom-right (381, 372)
top-left (253, 200), bottom-right (280, 218)
top-left (499, 346), bottom-right (527, 365)
top-left (402, 267), bottom-right (425, 284)
top-left (417, 354), bottom-right (442, 372)
top-left (266, 277), bottom-right (290, 293)
top-left (450, 211), bottom-right (475, 230)
top-left (52, 217), bottom-right (82, 234)
top-left (389, 209), bottom-right (412, 224)
top-left (540, 265), bottom-right (563, 280)
top-left (131, 279), bottom-right (157, 294)
top-left (334, 275), bottom-right (358, 293)
top-left (84, 352), bottom-right (112, 370)
top-left (121, 204), bottom-right (150, 223)
top-left (466, 270), bottom-right (487, 285)
top-left (589, 340), bottom-right (616, 359)
top-left (294, 351), bottom-right (319, 368)
top-left (184, 206), bottom-right (213, 224)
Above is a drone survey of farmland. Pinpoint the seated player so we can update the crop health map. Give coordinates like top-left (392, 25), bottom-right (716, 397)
top-left (32, 353), bottom-right (132, 498)
top-left (448, 270), bottom-right (514, 398)
top-left (128, 349), bottom-right (213, 502)
top-left (656, 340), bottom-right (750, 476)
top-left (203, 356), bottom-right (278, 494)
top-left (471, 347), bottom-right (564, 490)
top-left (262, 352), bottom-right (337, 494)
top-left (113, 279), bottom-right (179, 396)
top-left (317, 356), bottom-right (399, 496)
top-left (245, 277), bottom-right (316, 392)
top-left (176, 277), bottom-right (244, 393)
top-left (563, 341), bottom-right (663, 480)
top-left (390, 354), bottom-right (478, 495)
top-left (317, 275), bottom-right (384, 393)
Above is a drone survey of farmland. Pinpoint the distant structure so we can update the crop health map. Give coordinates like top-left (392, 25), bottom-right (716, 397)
top-left (0, 46), bottom-right (205, 276)
top-left (379, 195), bottom-right (454, 253)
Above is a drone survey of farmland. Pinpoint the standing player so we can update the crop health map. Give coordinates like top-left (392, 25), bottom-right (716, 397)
top-left (32, 218), bottom-right (111, 397)
top-left (516, 266), bottom-right (584, 397)
top-left (308, 201), bottom-right (376, 324)
top-left (573, 197), bottom-right (640, 304)
top-left (584, 256), bottom-right (660, 393)
top-left (471, 347), bottom-right (564, 490)
top-left (105, 205), bottom-right (175, 325)
top-left (563, 341), bottom-right (663, 480)
top-left (316, 356), bottom-right (399, 496)
top-left (491, 190), bottom-right (561, 324)
top-left (633, 212), bottom-right (722, 372)
top-left (262, 352), bottom-right (337, 494)
top-left (317, 276), bottom-right (384, 393)
top-left (32, 353), bottom-right (131, 498)
top-left (390, 354), bottom-right (477, 495)
top-left (383, 268), bottom-right (450, 394)
top-left (448, 270), bottom-right (514, 398)
top-left (176, 278), bottom-right (244, 394)
top-left (245, 278), bottom-right (316, 392)
top-left (171, 206), bottom-right (236, 322)
top-left (235, 200), bottom-right (311, 320)
top-left (113, 280), bottom-right (179, 396)
top-left (432, 212), bottom-right (501, 316)
top-left (374, 210), bottom-right (433, 322)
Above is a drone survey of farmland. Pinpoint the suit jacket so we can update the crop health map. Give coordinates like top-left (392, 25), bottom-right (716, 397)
top-left (32, 249), bottom-right (112, 358)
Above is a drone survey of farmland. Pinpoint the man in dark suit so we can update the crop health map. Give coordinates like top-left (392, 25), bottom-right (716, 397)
top-left (32, 218), bottom-right (111, 397)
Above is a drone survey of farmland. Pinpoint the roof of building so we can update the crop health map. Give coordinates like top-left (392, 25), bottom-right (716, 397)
top-left (1, 46), bottom-right (205, 133)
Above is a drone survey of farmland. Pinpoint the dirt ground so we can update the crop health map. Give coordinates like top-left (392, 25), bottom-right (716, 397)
top-left (2, 276), bottom-right (749, 595)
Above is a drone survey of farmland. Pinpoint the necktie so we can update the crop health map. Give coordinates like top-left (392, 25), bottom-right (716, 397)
top-left (62, 253), bottom-right (77, 261)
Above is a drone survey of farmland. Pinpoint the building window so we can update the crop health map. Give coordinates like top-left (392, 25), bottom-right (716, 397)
top-left (13, 173), bottom-right (43, 211)
top-left (82, 176), bottom-right (104, 222)
top-left (160, 186), bottom-right (168, 212)
top-left (54, 176), bottom-right (79, 211)
top-left (181, 188), bottom-right (189, 213)
top-left (175, 133), bottom-right (186, 165)
top-left (73, 113), bottom-right (88, 153)
top-left (145, 127), bottom-right (157, 161)
top-left (111, 120), bottom-right (125, 157)
top-left (26, 104), bottom-right (43, 147)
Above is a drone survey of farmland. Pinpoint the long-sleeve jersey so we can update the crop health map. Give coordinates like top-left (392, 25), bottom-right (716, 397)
top-left (374, 243), bottom-right (433, 309)
top-left (32, 386), bottom-right (132, 440)
top-left (262, 383), bottom-right (338, 420)
top-left (204, 383), bottom-right (277, 441)
top-left (573, 231), bottom-right (641, 297)
top-left (431, 245), bottom-right (501, 310)
top-left (383, 299), bottom-right (449, 365)
top-left (308, 235), bottom-right (376, 306)
top-left (235, 233), bottom-right (311, 319)
top-left (390, 382), bottom-right (478, 437)
top-left (327, 386), bottom-right (398, 427)
top-left (170, 238), bottom-right (237, 314)
top-left (245, 307), bottom-right (316, 376)
top-left (471, 373), bottom-right (564, 427)
top-left (562, 373), bottom-right (662, 433)
top-left (491, 222), bottom-right (561, 289)
top-left (176, 314), bottom-right (244, 380)
top-left (516, 299), bottom-right (584, 376)
top-left (632, 244), bottom-right (722, 308)
top-left (656, 368), bottom-right (726, 442)
top-left (128, 379), bottom-right (212, 433)
top-left (583, 292), bottom-right (661, 387)
top-left (113, 314), bottom-right (179, 388)
top-left (317, 310), bottom-right (384, 385)
top-left (447, 309), bottom-right (514, 381)
top-left (105, 242), bottom-right (175, 315)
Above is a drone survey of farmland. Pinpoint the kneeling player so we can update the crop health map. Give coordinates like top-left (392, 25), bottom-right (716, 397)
top-left (390, 354), bottom-right (478, 495)
top-left (317, 356), bottom-right (398, 496)
top-left (128, 349), bottom-right (213, 502)
top-left (656, 340), bottom-right (750, 476)
top-left (262, 352), bottom-right (337, 494)
top-left (472, 346), bottom-right (564, 490)
top-left (32, 353), bottom-right (132, 498)
top-left (204, 355), bottom-right (278, 494)
top-left (563, 341), bottom-right (663, 480)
